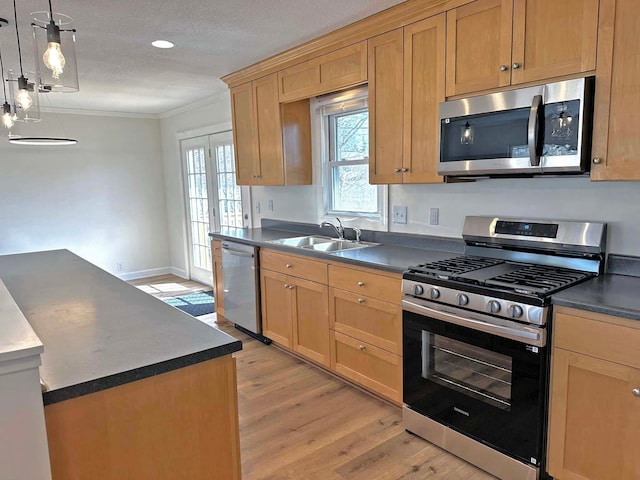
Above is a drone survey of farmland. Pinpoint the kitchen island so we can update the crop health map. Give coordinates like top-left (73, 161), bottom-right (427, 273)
top-left (0, 250), bottom-right (242, 480)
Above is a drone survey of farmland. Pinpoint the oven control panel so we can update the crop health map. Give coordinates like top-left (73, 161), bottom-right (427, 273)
top-left (402, 280), bottom-right (547, 326)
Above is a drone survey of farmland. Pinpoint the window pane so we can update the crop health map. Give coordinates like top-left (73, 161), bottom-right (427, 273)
top-left (335, 111), bottom-right (369, 162)
top-left (331, 164), bottom-right (377, 213)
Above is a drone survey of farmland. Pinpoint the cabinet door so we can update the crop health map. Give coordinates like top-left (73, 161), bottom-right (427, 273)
top-left (253, 74), bottom-right (285, 185)
top-left (368, 29), bottom-right (404, 185)
top-left (511, 0), bottom-right (599, 85)
top-left (591, 0), bottom-right (640, 180)
top-left (230, 82), bottom-right (258, 185)
top-left (260, 269), bottom-right (293, 347)
top-left (547, 349), bottom-right (640, 480)
top-left (446, 0), bottom-right (513, 97)
top-left (292, 278), bottom-right (330, 367)
top-left (403, 14), bottom-right (446, 184)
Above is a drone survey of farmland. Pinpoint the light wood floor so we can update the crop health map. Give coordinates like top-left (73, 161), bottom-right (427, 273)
top-left (131, 275), bottom-right (495, 480)
top-left (129, 274), bottom-right (211, 300)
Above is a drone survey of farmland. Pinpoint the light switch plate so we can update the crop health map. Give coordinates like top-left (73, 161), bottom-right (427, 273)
top-left (429, 208), bottom-right (439, 226)
top-left (393, 205), bottom-right (407, 224)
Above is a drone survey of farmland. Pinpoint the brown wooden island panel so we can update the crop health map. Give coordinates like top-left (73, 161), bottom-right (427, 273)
top-left (44, 355), bottom-right (241, 480)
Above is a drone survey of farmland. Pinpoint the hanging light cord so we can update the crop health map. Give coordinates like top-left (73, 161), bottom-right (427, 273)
top-left (48, 0), bottom-right (54, 18)
top-left (13, 0), bottom-right (24, 76)
top-left (0, 41), bottom-right (8, 101)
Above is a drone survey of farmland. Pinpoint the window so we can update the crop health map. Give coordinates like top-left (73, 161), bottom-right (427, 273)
top-left (213, 143), bottom-right (243, 228)
top-left (318, 88), bottom-right (384, 221)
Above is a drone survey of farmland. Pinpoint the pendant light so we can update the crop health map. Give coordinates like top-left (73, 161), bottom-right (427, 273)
top-left (0, 28), bottom-right (16, 131)
top-left (9, 0), bottom-right (40, 122)
top-left (31, 1), bottom-right (79, 92)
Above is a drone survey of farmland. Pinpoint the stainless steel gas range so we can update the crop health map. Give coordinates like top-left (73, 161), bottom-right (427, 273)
top-left (402, 216), bottom-right (607, 480)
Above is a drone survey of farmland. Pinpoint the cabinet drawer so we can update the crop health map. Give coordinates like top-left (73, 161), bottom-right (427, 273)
top-left (330, 331), bottom-right (401, 404)
top-left (260, 249), bottom-right (327, 283)
top-left (554, 308), bottom-right (640, 370)
top-left (328, 264), bottom-right (401, 304)
top-left (329, 288), bottom-right (401, 355)
top-left (211, 239), bottom-right (223, 260)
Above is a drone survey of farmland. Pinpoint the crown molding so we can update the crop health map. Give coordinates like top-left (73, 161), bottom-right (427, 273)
top-left (158, 90), bottom-right (230, 120)
top-left (39, 106), bottom-right (160, 119)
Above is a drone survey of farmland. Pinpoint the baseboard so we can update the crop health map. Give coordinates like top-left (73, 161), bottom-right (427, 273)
top-left (116, 267), bottom-right (172, 281)
top-left (169, 267), bottom-right (188, 279)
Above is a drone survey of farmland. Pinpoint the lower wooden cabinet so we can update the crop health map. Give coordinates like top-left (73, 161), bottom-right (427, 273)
top-left (292, 277), bottom-right (330, 366)
top-left (547, 307), bottom-right (640, 480)
top-left (261, 269), bottom-right (294, 348)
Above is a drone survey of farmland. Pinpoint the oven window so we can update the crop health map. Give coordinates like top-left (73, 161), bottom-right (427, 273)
top-left (422, 332), bottom-right (513, 410)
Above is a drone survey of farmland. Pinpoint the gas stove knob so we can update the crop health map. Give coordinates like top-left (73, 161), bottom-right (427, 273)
top-left (413, 284), bottom-right (424, 296)
top-left (429, 288), bottom-right (441, 300)
top-left (457, 294), bottom-right (469, 306)
top-left (488, 300), bottom-right (501, 313)
top-left (508, 304), bottom-right (524, 319)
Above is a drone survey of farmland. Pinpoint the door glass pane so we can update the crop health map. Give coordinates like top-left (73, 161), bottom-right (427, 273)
top-left (185, 146), bottom-right (210, 270)
top-left (214, 144), bottom-right (244, 228)
top-left (422, 332), bottom-right (513, 410)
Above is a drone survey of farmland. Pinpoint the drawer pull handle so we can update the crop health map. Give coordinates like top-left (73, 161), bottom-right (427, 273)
top-left (289, 285), bottom-right (294, 290)
top-left (284, 284), bottom-right (290, 289)
top-left (286, 264), bottom-right (292, 269)
top-left (359, 345), bottom-right (366, 351)
top-left (357, 281), bottom-right (365, 287)
top-left (358, 298), bottom-right (365, 304)
top-left (633, 388), bottom-right (640, 397)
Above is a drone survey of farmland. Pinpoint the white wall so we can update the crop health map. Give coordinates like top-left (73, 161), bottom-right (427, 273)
top-left (160, 95), bottom-right (233, 277)
top-left (0, 112), bottom-right (170, 276)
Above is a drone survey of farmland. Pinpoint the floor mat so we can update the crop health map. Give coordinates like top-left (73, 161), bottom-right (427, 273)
top-left (163, 290), bottom-right (215, 317)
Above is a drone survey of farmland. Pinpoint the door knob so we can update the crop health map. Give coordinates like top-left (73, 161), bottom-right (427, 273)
top-left (358, 298), bottom-right (365, 304)
top-left (592, 157), bottom-right (602, 165)
top-left (359, 345), bottom-right (366, 351)
top-left (357, 281), bottom-right (365, 287)
top-left (286, 264), bottom-right (292, 269)
top-left (500, 65), bottom-right (508, 72)
top-left (401, 168), bottom-right (408, 172)
top-left (512, 63), bottom-right (521, 69)
top-left (394, 168), bottom-right (401, 173)
top-left (633, 388), bottom-right (640, 397)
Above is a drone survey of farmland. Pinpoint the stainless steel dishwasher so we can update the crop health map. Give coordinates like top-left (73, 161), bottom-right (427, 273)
top-left (221, 241), bottom-right (271, 343)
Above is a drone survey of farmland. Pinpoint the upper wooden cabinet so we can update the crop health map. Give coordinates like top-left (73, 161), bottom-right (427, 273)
top-left (547, 307), bottom-right (640, 479)
top-left (369, 14), bottom-right (446, 185)
top-left (230, 73), bottom-right (311, 186)
top-left (446, 0), bottom-right (599, 97)
top-left (591, 0), bottom-right (640, 181)
top-left (277, 42), bottom-right (368, 103)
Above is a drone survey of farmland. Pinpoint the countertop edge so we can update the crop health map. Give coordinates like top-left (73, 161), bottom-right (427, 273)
top-left (551, 297), bottom-right (640, 322)
top-left (42, 339), bottom-right (243, 405)
top-left (0, 280), bottom-right (44, 364)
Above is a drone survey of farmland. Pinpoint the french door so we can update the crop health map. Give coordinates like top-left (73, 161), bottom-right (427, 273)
top-left (181, 132), bottom-right (250, 284)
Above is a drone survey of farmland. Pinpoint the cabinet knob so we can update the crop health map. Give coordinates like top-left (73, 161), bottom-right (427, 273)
top-left (394, 168), bottom-right (401, 173)
top-left (286, 264), bottom-right (292, 269)
top-left (512, 63), bottom-right (521, 70)
top-left (359, 345), bottom-right (366, 351)
top-left (358, 298), bottom-right (365, 304)
top-left (592, 157), bottom-right (602, 165)
top-left (401, 167), bottom-right (409, 173)
top-left (284, 284), bottom-right (290, 289)
top-left (357, 281), bottom-right (365, 287)
top-left (500, 65), bottom-right (508, 72)
top-left (633, 388), bottom-right (640, 397)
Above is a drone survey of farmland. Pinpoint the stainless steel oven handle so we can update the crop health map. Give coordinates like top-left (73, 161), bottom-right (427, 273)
top-left (528, 94), bottom-right (543, 167)
top-left (402, 299), bottom-right (546, 347)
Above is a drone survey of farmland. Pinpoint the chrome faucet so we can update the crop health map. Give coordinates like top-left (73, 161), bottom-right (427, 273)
top-left (319, 217), bottom-right (345, 240)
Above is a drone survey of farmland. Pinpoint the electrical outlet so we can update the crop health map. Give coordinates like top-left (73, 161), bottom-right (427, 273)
top-left (116, 262), bottom-right (124, 272)
top-left (256, 201), bottom-right (261, 214)
top-left (429, 208), bottom-right (439, 226)
top-left (392, 205), bottom-right (407, 224)
top-left (268, 199), bottom-right (273, 211)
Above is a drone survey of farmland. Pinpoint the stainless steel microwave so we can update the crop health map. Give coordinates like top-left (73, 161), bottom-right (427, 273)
top-left (438, 77), bottom-right (595, 177)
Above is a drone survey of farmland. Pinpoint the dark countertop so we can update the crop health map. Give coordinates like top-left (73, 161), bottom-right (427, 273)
top-left (0, 250), bottom-right (242, 405)
top-left (209, 227), bottom-right (459, 274)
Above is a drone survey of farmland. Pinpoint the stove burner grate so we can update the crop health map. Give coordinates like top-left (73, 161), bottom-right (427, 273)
top-left (409, 256), bottom-right (504, 277)
top-left (484, 265), bottom-right (593, 295)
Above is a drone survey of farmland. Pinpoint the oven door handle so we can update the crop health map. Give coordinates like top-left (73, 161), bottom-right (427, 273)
top-left (402, 299), bottom-right (546, 347)
top-left (528, 94), bottom-right (543, 168)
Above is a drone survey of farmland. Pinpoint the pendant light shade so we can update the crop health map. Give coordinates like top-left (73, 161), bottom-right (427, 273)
top-left (32, 11), bottom-right (78, 92)
top-left (8, 70), bottom-right (40, 122)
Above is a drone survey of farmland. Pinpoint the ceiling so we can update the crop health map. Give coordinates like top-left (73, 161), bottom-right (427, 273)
top-left (0, 0), bottom-right (406, 116)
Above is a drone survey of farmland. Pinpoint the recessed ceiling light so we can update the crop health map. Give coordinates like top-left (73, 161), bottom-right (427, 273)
top-left (152, 40), bottom-right (174, 49)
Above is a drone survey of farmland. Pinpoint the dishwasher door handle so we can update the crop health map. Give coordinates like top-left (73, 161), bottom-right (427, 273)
top-left (222, 247), bottom-right (254, 258)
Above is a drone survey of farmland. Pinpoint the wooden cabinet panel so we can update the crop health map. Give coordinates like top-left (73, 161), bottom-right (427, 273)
top-left (292, 278), bottom-right (330, 367)
top-left (547, 349), bottom-right (640, 480)
top-left (591, 0), bottom-right (640, 180)
top-left (368, 29), bottom-right (404, 185)
top-left (403, 14), bottom-right (446, 184)
top-left (329, 288), bottom-right (401, 355)
top-left (211, 240), bottom-right (224, 316)
top-left (260, 249), bottom-right (327, 283)
top-left (260, 269), bottom-right (293, 347)
top-left (331, 331), bottom-right (402, 403)
top-left (253, 74), bottom-right (285, 185)
top-left (511, 0), bottom-right (599, 85)
top-left (328, 264), bottom-right (401, 304)
top-left (278, 42), bottom-right (367, 102)
top-left (230, 82), bottom-right (258, 185)
top-left (446, 0), bottom-right (513, 97)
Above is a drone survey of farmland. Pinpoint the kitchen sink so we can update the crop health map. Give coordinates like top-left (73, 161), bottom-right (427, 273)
top-left (266, 235), bottom-right (378, 252)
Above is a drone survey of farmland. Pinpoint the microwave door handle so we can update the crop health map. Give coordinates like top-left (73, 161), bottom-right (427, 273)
top-left (528, 94), bottom-right (543, 167)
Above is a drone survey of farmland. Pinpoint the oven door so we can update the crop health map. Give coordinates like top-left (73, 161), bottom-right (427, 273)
top-left (403, 297), bottom-right (547, 467)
